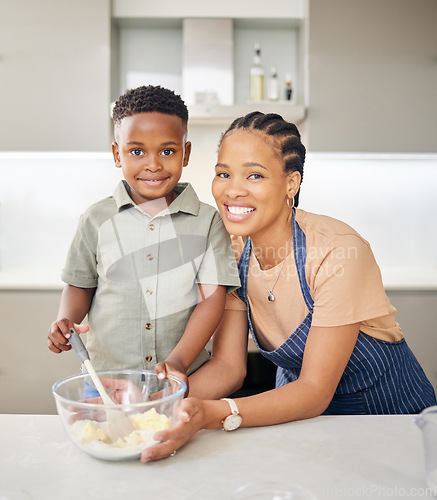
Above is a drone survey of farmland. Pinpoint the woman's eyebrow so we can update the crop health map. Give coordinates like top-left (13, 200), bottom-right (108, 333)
top-left (243, 162), bottom-right (267, 170)
top-left (215, 162), bottom-right (267, 170)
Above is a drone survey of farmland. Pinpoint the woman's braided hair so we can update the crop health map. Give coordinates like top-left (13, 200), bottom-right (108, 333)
top-left (219, 111), bottom-right (306, 206)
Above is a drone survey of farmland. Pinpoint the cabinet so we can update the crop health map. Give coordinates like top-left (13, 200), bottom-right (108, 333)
top-left (0, 0), bottom-right (111, 151)
top-left (111, 0), bottom-right (308, 125)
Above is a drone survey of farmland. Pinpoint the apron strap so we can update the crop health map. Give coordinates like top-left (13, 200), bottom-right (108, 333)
top-left (292, 209), bottom-right (314, 312)
top-left (237, 237), bottom-right (252, 302)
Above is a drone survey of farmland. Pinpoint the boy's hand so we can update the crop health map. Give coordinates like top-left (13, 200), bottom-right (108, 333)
top-left (155, 361), bottom-right (189, 397)
top-left (47, 319), bottom-right (89, 354)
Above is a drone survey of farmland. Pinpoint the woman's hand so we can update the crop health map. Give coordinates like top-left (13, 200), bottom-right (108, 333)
top-left (140, 398), bottom-right (206, 463)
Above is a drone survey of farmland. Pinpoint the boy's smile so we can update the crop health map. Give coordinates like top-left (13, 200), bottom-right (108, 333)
top-left (112, 112), bottom-right (191, 212)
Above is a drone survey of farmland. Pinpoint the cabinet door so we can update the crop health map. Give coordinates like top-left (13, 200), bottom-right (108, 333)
top-left (0, 0), bottom-right (111, 151)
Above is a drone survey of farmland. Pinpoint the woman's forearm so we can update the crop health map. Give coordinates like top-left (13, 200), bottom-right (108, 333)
top-left (231, 380), bottom-right (329, 427)
top-left (192, 378), bottom-right (329, 431)
top-left (188, 354), bottom-right (246, 399)
top-left (187, 309), bottom-right (249, 399)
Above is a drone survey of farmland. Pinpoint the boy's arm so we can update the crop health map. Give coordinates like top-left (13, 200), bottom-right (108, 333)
top-left (162, 284), bottom-right (226, 375)
top-left (47, 284), bottom-right (95, 354)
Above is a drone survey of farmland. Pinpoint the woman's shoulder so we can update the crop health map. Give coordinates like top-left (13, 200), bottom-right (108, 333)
top-left (295, 208), bottom-right (370, 247)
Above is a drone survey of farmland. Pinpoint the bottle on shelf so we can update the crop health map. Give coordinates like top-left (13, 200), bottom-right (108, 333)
top-left (249, 41), bottom-right (265, 102)
top-left (284, 73), bottom-right (293, 101)
top-left (268, 65), bottom-right (280, 101)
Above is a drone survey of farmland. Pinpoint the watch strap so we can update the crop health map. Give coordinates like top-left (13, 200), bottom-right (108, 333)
top-left (221, 398), bottom-right (239, 416)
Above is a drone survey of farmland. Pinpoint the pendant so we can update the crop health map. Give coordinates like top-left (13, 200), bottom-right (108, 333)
top-left (267, 291), bottom-right (275, 302)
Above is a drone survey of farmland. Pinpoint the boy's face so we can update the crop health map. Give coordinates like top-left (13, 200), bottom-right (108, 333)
top-left (112, 112), bottom-right (191, 207)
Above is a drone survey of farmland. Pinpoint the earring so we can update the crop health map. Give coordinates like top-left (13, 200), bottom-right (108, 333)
top-left (287, 196), bottom-right (295, 209)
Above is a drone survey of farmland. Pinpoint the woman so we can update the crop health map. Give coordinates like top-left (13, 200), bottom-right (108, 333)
top-left (145, 112), bottom-right (436, 462)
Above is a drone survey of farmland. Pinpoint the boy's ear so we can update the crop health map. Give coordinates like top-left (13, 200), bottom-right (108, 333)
top-left (183, 141), bottom-right (192, 167)
top-left (112, 141), bottom-right (122, 168)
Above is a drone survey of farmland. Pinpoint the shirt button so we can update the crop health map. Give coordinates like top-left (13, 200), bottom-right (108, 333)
top-left (147, 254), bottom-right (154, 261)
top-left (148, 223), bottom-right (155, 231)
top-left (146, 288), bottom-right (153, 295)
top-left (145, 323), bottom-right (152, 330)
top-left (145, 355), bottom-right (153, 362)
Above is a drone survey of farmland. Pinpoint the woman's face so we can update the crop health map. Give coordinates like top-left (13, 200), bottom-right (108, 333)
top-left (212, 129), bottom-right (297, 240)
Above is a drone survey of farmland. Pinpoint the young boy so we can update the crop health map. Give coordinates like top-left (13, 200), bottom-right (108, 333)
top-left (47, 85), bottom-right (240, 386)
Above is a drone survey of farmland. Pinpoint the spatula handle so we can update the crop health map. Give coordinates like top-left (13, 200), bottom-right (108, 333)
top-left (69, 328), bottom-right (90, 363)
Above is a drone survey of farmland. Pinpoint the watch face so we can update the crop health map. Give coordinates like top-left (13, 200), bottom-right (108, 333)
top-left (223, 414), bottom-right (243, 431)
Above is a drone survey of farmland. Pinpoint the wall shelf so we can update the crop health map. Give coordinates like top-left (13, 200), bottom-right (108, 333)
top-left (111, 0), bottom-right (308, 124)
top-left (112, 0), bottom-right (306, 21)
top-left (188, 103), bottom-right (306, 126)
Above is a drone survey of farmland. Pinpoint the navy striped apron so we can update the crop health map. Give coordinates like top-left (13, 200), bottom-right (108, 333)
top-left (237, 210), bottom-right (436, 414)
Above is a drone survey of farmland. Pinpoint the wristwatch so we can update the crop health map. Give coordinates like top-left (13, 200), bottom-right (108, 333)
top-left (220, 398), bottom-right (243, 431)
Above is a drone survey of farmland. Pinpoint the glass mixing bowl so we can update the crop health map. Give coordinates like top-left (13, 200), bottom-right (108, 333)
top-left (52, 369), bottom-right (186, 461)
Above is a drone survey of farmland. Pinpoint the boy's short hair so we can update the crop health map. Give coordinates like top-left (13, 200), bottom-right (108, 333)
top-left (112, 85), bottom-right (189, 128)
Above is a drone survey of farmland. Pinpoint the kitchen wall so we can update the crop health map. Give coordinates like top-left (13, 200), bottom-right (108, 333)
top-left (308, 0), bottom-right (437, 152)
top-left (0, 0), bottom-right (436, 414)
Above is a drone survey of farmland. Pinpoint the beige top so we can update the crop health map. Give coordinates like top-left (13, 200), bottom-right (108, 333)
top-left (226, 209), bottom-right (403, 351)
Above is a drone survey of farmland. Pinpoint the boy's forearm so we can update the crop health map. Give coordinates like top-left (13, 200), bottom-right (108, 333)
top-left (165, 285), bottom-right (226, 373)
top-left (57, 285), bottom-right (95, 324)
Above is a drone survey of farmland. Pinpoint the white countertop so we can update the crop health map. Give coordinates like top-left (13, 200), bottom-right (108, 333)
top-left (0, 414), bottom-right (431, 499)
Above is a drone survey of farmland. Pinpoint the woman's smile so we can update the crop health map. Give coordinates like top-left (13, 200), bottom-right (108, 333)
top-left (225, 203), bottom-right (256, 221)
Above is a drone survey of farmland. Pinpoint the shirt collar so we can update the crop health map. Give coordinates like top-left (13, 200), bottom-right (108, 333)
top-left (113, 180), bottom-right (135, 210)
top-left (113, 180), bottom-right (200, 216)
top-left (168, 182), bottom-right (200, 216)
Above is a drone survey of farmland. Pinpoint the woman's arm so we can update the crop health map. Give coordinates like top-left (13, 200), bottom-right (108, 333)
top-left (232, 322), bottom-right (360, 425)
top-left (142, 322), bottom-right (360, 462)
top-left (188, 308), bottom-right (249, 399)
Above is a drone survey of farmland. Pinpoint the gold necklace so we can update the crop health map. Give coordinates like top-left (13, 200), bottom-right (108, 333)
top-left (254, 238), bottom-right (293, 302)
